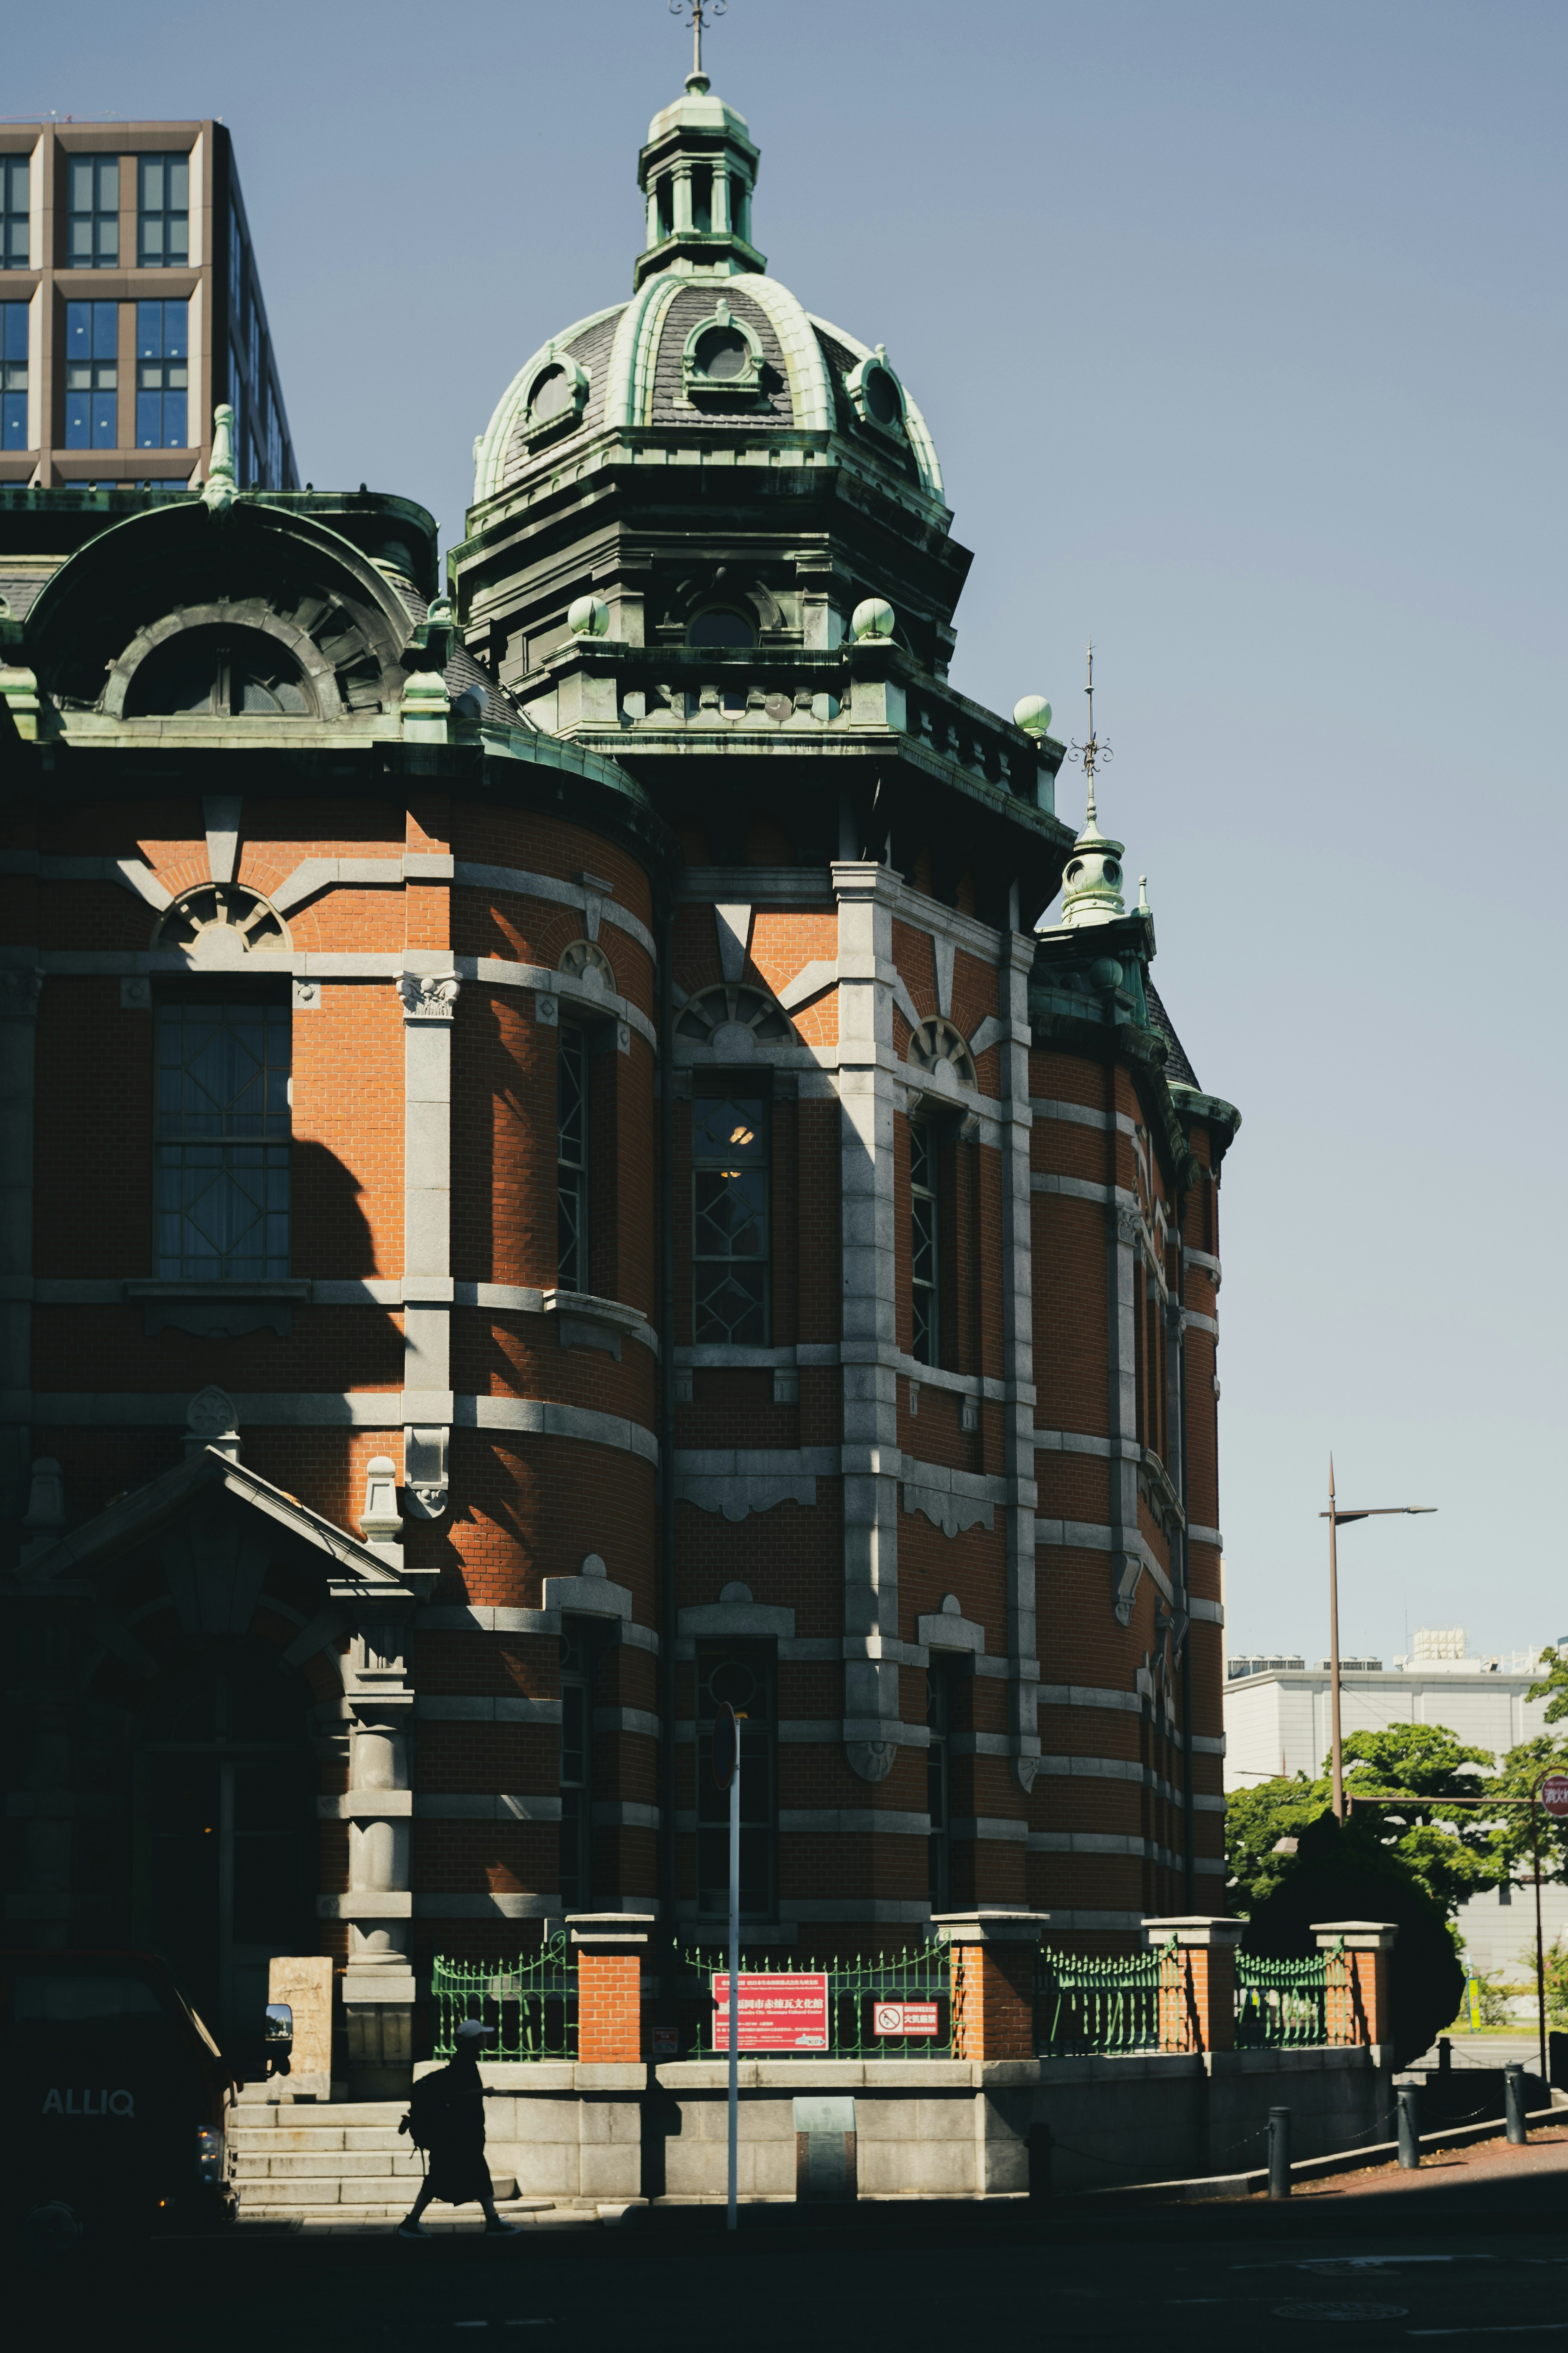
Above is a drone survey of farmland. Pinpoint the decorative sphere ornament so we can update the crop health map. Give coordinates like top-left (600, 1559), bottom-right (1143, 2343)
top-left (1013, 694), bottom-right (1052, 736)
top-left (568, 594), bottom-right (610, 638)
top-left (849, 597), bottom-right (895, 642)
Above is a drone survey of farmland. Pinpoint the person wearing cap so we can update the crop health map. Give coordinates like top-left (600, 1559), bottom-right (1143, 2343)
top-left (397, 2019), bottom-right (520, 2239)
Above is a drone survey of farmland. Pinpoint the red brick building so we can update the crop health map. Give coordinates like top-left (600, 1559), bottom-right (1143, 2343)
top-left (0, 66), bottom-right (1238, 2082)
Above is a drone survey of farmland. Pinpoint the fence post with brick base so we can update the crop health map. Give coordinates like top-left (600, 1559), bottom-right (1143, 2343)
top-left (1141, 1916), bottom-right (1246, 2053)
top-left (567, 1912), bottom-right (653, 2063)
top-left (933, 1911), bottom-right (1050, 2061)
top-left (1313, 1920), bottom-right (1398, 2050)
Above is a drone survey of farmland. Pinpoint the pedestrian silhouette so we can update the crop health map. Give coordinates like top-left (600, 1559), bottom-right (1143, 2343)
top-left (397, 2020), bottom-right (519, 2237)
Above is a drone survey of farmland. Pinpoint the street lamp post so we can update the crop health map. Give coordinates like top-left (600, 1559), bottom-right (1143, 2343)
top-left (1322, 1455), bottom-right (1437, 1821)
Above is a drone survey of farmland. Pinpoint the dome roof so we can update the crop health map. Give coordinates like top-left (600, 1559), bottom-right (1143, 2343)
top-left (472, 278), bottom-right (943, 507)
top-left (470, 75), bottom-right (943, 512)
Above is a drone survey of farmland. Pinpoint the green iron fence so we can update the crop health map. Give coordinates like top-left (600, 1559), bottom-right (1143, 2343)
top-left (1234, 1947), bottom-right (1332, 2048)
top-left (430, 1935), bottom-right (577, 2060)
top-left (679, 1941), bottom-right (953, 2059)
top-left (1035, 1938), bottom-right (1176, 2056)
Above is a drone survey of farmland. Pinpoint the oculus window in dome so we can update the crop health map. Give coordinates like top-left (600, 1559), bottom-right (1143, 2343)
top-left (846, 345), bottom-right (907, 445)
top-left (682, 298), bottom-right (765, 405)
top-left (522, 348), bottom-right (589, 446)
top-left (687, 608), bottom-right (755, 648)
top-left (126, 626), bottom-right (316, 720)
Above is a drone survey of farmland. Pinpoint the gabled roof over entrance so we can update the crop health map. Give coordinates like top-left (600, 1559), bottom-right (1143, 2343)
top-left (17, 1444), bottom-right (429, 1605)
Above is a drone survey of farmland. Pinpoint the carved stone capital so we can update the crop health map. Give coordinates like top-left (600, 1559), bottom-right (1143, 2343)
top-left (846, 1738), bottom-right (898, 1783)
top-left (0, 967), bottom-right (43, 1020)
top-left (1115, 1201), bottom-right (1144, 1246)
top-left (396, 972), bottom-right (461, 1023)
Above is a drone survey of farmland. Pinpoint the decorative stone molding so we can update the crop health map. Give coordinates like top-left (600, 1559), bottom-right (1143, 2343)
top-left (403, 1425), bottom-right (448, 1520)
top-left (184, 1384), bottom-right (241, 1460)
top-left (1111, 1553), bottom-right (1144, 1627)
top-left (676, 1473), bottom-right (817, 1521)
top-left (396, 972), bottom-right (461, 1023)
top-left (677, 1596), bottom-right (795, 1640)
top-left (1115, 1202), bottom-right (1144, 1246)
top-left (902, 1481), bottom-right (995, 1539)
top-left (543, 1567), bottom-right (635, 1622)
top-left (542, 1287), bottom-right (650, 1362)
top-left (557, 939), bottom-right (616, 995)
top-left (0, 968), bottom-right (43, 1020)
top-left (917, 1598), bottom-right (984, 1654)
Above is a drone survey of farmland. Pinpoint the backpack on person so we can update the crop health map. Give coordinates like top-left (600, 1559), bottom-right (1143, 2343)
top-left (399, 2067), bottom-right (452, 2153)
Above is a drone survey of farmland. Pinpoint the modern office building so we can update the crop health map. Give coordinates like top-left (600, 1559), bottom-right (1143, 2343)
top-left (0, 119), bottom-right (296, 492)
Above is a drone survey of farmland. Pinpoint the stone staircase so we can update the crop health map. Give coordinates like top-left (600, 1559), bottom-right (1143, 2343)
top-left (231, 2100), bottom-right (544, 2224)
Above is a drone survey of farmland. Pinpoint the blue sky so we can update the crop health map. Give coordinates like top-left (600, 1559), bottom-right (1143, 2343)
top-left (13, 0), bottom-right (1565, 1667)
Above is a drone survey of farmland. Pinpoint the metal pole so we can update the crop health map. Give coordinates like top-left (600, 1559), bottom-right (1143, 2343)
top-left (727, 1742), bottom-right (739, 2231)
top-left (1534, 1792), bottom-right (1547, 2088)
top-left (1328, 1455), bottom-right (1343, 1822)
top-left (1267, 2106), bottom-right (1292, 2199)
top-left (1396, 2081), bottom-right (1421, 2169)
top-left (1504, 2062), bottom-right (1528, 2146)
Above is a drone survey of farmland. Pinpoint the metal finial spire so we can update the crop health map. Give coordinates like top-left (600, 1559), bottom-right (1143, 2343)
top-left (1068, 639), bottom-right (1113, 826)
top-left (670, 0), bottom-right (726, 84)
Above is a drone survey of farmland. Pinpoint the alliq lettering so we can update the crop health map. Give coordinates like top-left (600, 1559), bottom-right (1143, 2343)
top-left (41, 2089), bottom-right (135, 2117)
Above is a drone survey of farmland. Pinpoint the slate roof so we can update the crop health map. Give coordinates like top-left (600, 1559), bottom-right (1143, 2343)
top-left (1144, 973), bottom-right (1201, 1090)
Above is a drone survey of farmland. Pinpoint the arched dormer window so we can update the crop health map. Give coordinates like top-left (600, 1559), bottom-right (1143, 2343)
top-left (125, 624), bottom-right (317, 719)
top-left (686, 608), bottom-right (755, 649)
top-left (523, 348), bottom-right (589, 446)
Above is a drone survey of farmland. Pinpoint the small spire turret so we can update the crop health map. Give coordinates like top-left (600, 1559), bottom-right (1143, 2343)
top-left (1059, 642), bottom-right (1128, 927)
top-left (638, 4), bottom-right (764, 288)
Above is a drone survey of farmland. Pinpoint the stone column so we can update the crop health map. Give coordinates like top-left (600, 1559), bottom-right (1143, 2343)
top-left (568, 1912), bottom-right (653, 2064)
top-left (832, 862), bottom-right (902, 1782)
top-left (398, 971), bottom-right (459, 1518)
top-left (0, 965), bottom-right (41, 1515)
top-left (672, 161), bottom-right (694, 234)
top-left (340, 1461), bottom-right (418, 2098)
top-left (935, 1910), bottom-right (1049, 2061)
top-left (1143, 1915), bottom-right (1245, 2053)
top-left (1314, 1920), bottom-right (1399, 2049)
top-left (999, 929), bottom-right (1040, 1791)
top-left (710, 168), bottom-right (731, 236)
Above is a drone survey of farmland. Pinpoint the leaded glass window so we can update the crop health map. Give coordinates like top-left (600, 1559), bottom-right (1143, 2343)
top-left (137, 153), bottom-right (189, 267)
top-left (0, 304), bottom-right (27, 451)
top-left (1, 157), bottom-right (29, 269)
top-left (557, 1026), bottom-right (588, 1292)
top-left (68, 156), bottom-right (119, 267)
top-left (693, 1093), bottom-right (768, 1344)
top-left (911, 1119), bottom-right (938, 1366)
top-left (136, 300), bottom-right (187, 449)
top-left (695, 1643), bottom-right (776, 1921)
top-left (558, 1622), bottom-right (594, 1913)
top-left (155, 1000), bottom-right (290, 1278)
top-left (64, 301), bottom-right (117, 450)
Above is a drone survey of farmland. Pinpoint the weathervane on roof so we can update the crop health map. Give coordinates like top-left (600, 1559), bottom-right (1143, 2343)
top-left (670, 0), bottom-right (726, 84)
top-left (1069, 639), bottom-right (1114, 824)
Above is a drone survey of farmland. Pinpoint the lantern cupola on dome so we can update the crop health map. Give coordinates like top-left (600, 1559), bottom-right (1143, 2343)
top-left (635, 27), bottom-right (764, 292)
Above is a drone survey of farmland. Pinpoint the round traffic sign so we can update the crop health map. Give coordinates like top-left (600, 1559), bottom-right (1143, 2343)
top-left (712, 1701), bottom-right (739, 1790)
top-left (1540, 1771), bottom-right (1568, 1818)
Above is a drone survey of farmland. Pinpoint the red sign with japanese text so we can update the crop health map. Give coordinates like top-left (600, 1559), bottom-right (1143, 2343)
top-left (710, 1972), bottom-right (829, 2052)
top-left (872, 2001), bottom-right (940, 2038)
top-left (1541, 1773), bottom-right (1568, 1819)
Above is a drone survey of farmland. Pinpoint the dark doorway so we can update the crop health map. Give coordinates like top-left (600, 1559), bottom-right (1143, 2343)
top-left (134, 1643), bottom-right (316, 2043)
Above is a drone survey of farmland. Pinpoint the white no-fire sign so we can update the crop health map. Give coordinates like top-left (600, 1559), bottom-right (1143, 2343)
top-left (872, 2001), bottom-right (940, 2037)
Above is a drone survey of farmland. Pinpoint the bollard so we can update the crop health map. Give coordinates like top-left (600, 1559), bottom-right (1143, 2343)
top-left (1503, 2062), bottom-right (1528, 2146)
top-left (1267, 2105), bottom-right (1292, 2200)
top-left (1437, 2035), bottom-right (1452, 2074)
top-left (1396, 2081), bottom-right (1421, 2169)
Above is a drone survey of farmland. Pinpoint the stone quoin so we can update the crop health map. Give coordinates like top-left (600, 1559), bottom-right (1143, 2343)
top-left (0, 54), bottom-right (1238, 2086)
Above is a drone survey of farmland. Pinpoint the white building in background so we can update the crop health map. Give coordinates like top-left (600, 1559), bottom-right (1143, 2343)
top-left (1223, 1628), bottom-right (1568, 1977)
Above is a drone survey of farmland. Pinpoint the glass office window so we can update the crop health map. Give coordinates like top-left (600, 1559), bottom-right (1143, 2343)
top-left (136, 300), bottom-right (188, 448)
top-left (1, 304), bottom-right (27, 450)
top-left (266, 394), bottom-right (282, 492)
top-left (68, 156), bottom-right (119, 267)
top-left (155, 999), bottom-right (291, 1278)
top-left (64, 301), bottom-right (118, 449)
top-left (137, 154), bottom-right (189, 266)
top-left (1, 157), bottom-right (29, 269)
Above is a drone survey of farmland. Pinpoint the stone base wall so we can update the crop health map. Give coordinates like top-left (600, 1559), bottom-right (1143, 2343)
top-left (411, 2046), bottom-right (1389, 2203)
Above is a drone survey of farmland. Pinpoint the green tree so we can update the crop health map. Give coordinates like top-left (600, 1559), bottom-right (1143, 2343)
top-left (1480, 1732), bottom-right (1568, 1888)
top-left (1527, 1646), bottom-right (1568, 1724)
top-left (1226, 1723), bottom-right (1505, 1917)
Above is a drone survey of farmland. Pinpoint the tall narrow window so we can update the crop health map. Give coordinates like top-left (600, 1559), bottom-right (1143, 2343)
top-left (155, 999), bottom-right (291, 1277)
top-left (136, 300), bottom-right (187, 449)
top-left (68, 156), bottom-right (119, 267)
top-left (695, 1643), bottom-right (775, 1921)
top-left (1, 157), bottom-right (29, 268)
top-left (693, 1092), bottom-right (769, 1343)
top-left (137, 153), bottom-right (189, 267)
top-left (0, 304), bottom-right (27, 451)
top-left (927, 1661), bottom-right (953, 1909)
top-left (558, 1623), bottom-right (594, 1913)
top-left (910, 1119), bottom-right (939, 1366)
top-left (265, 387), bottom-right (283, 490)
top-left (557, 1025), bottom-right (588, 1292)
top-left (64, 301), bottom-right (117, 449)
